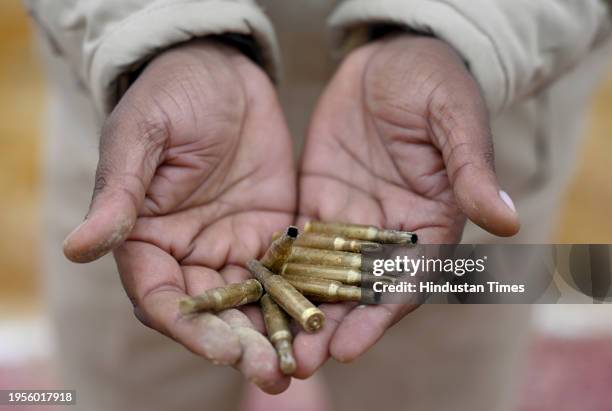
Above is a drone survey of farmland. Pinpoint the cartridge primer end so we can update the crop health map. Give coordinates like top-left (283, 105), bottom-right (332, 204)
top-left (303, 307), bottom-right (325, 332)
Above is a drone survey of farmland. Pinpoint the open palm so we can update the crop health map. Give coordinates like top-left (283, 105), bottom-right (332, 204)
top-left (63, 40), bottom-right (294, 393)
top-left (294, 35), bottom-right (519, 377)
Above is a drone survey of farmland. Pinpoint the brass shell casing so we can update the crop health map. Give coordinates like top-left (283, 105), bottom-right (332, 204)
top-left (179, 279), bottom-right (263, 315)
top-left (294, 232), bottom-right (380, 253)
top-left (247, 260), bottom-right (325, 333)
top-left (281, 263), bottom-right (363, 285)
top-left (288, 246), bottom-right (362, 269)
top-left (281, 263), bottom-right (396, 286)
top-left (261, 226), bottom-right (299, 273)
top-left (261, 294), bottom-right (296, 375)
top-left (304, 221), bottom-right (418, 244)
top-left (283, 275), bottom-right (362, 303)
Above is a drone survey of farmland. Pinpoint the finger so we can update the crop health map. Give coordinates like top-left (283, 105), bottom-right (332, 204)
top-left (218, 310), bottom-right (291, 394)
top-left (115, 240), bottom-right (242, 365)
top-left (183, 264), bottom-right (262, 330)
top-left (182, 264), bottom-right (280, 387)
top-left (292, 303), bottom-right (354, 379)
top-left (63, 105), bottom-right (167, 263)
top-left (429, 79), bottom-right (519, 237)
top-left (182, 266), bottom-right (227, 296)
top-left (329, 304), bottom-right (419, 363)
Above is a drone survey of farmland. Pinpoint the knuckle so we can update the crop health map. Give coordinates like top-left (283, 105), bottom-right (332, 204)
top-left (92, 172), bottom-right (108, 197)
top-left (482, 145), bottom-right (496, 169)
top-left (92, 158), bottom-right (115, 198)
top-left (134, 115), bottom-right (169, 155)
top-left (431, 95), bottom-right (457, 127)
top-left (103, 94), bottom-right (169, 153)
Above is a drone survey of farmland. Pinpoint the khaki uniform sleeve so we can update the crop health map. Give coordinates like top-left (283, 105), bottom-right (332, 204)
top-left (329, 0), bottom-right (612, 114)
top-left (23, 0), bottom-right (280, 115)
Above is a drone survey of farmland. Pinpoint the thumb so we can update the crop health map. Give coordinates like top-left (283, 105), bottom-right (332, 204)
top-left (63, 113), bottom-right (167, 263)
top-left (430, 90), bottom-right (520, 237)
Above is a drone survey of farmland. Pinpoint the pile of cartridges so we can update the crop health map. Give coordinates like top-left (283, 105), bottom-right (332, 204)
top-left (179, 221), bottom-right (417, 375)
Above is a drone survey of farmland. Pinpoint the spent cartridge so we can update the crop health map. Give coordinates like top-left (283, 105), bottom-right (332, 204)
top-left (304, 221), bottom-right (418, 244)
top-left (288, 246), bottom-right (362, 269)
top-left (261, 226), bottom-right (299, 273)
top-left (281, 263), bottom-right (361, 285)
top-left (294, 232), bottom-right (381, 253)
top-left (179, 279), bottom-right (263, 315)
top-left (247, 260), bottom-right (325, 333)
top-left (282, 275), bottom-right (362, 303)
top-left (261, 294), bottom-right (296, 375)
top-left (281, 263), bottom-right (396, 286)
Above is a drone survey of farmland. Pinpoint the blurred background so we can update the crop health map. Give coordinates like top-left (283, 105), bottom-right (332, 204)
top-left (0, 1), bottom-right (611, 411)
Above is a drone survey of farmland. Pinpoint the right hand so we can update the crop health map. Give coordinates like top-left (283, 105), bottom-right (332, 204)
top-left (294, 34), bottom-right (520, 376)
top-left (62, 39), bottom-right (296, 393)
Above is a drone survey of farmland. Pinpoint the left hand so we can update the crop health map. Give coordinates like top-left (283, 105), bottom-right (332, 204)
top-left (293, 34), bottom-right (520, 377)
top-left (62, 40), bottom-right (296, 393)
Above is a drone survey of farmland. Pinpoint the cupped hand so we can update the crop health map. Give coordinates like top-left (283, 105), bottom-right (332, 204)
top-left (294, 34), bottom-right (519, 377)
top-left (63, 40), bottom-right (295, 393)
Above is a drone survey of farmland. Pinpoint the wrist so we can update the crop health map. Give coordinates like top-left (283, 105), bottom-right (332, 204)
top-left (363, 33), bottom-right (472, 81)
top-left (122, 36), bottom-right (260, 99)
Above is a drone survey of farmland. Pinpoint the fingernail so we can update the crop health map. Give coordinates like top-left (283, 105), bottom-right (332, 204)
top-left (499, 190), bottom-right (516, 213)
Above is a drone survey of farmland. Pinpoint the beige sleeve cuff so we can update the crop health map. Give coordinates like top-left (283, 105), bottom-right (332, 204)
top-left (88, 1), bottom-right (280, 115)
top-left (329, 0), bottom-right (611, 115)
